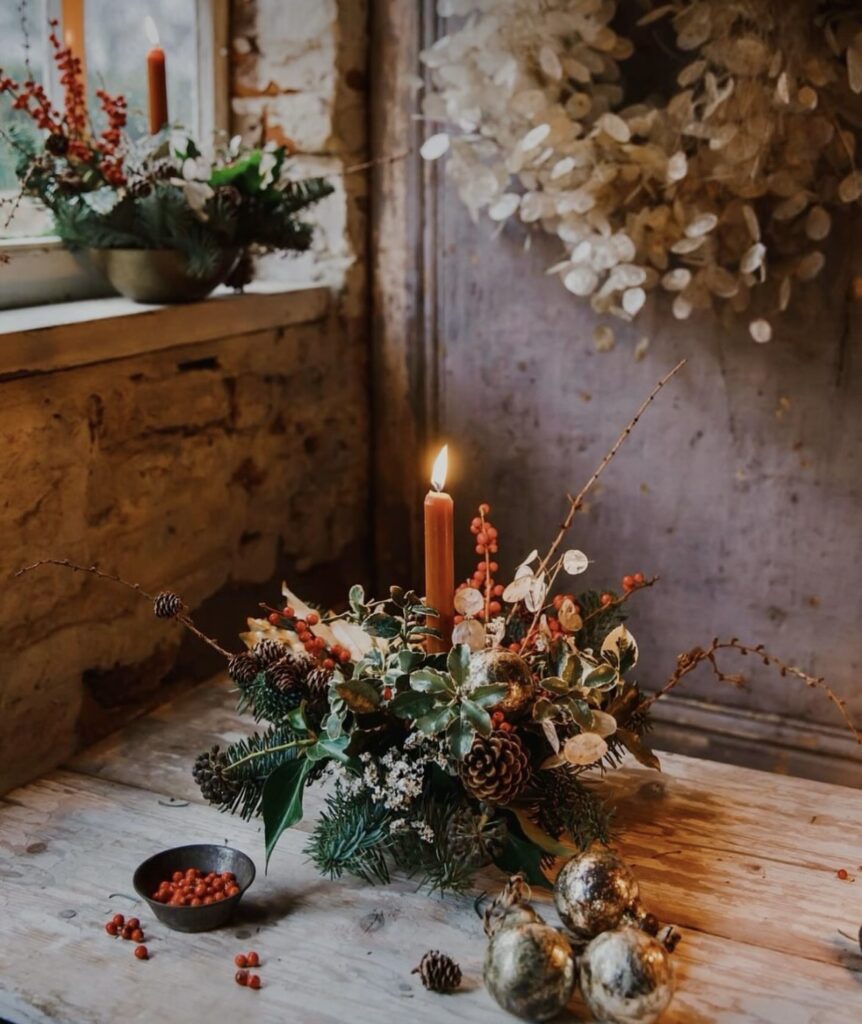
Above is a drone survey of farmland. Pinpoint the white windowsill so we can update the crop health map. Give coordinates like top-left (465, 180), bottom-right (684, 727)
top-left (0, 282), bottom-right (332, 377)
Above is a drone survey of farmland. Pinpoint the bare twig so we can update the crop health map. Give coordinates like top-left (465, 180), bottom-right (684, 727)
top-left (15, 558), bottom-right (233, 659)
top-left (640, 638), bottom-right (862, 743)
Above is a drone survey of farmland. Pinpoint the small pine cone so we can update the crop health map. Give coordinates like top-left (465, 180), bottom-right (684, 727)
top-left (192, 746), bottom-right (238, 807)
top-left (460, 731), bottom-right (531, 806)
top-left (252, 637), bottom-right (288, 667)
top-left (45, 133), bottom-right (69, 156)
top-left (306, 665), bottom-right (333, 705)
top-left (266, 655), bottom-right (313, 694)
top-left (127, 177), bottom-right (153, 199)
top-left (153, 591), bottom-right (184, 619)
top-left (412, 950), bottom-right (462, 993)
top-left (228, 651), bottom-right (261, 689)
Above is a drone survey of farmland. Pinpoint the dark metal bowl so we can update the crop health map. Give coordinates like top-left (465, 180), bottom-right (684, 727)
top-left (133, 844), bottom-right (256, 933)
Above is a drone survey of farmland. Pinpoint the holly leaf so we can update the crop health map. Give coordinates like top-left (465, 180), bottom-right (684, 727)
top-left (335, 679), bottom-right (380, 713)
top-left (461, 698), bottom-right (492, 737)
top-left (470, 683), bottom-right (509, 709)
top-left (409, 668), bottom-right (453, 695)
top-left (447, 715), bottom-right (475, 760)
top-left (601, 626), bottom-right (639, 674)
top-left (447, 644), bottom-right (471, 686)
top-left (263, 758), bottom-right (311, 867)
top-left (362, 612), bottom-right (401, 638)
top-left (389, 689), bottom-right (435, 720)
top-left (415, 705), bottom-right (457, 736)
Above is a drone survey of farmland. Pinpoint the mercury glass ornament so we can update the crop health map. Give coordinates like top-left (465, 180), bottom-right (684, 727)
top-left (579, 925), bottom-right (674, 1024)
top-left (554, 849), bottom-right (640, 945)
top-left (467, 649), bottom-right (535, 717)
top-left (484, 920), bottom-right (576, 1021)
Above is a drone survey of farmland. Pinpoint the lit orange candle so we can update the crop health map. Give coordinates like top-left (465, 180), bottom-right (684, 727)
top-left (145, 16), bottom-right (168, 134)
top-left (424, 445), bottom-right (455, 652)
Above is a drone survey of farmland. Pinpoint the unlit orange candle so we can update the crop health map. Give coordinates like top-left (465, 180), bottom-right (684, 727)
top-left (424, 445), bottom-right (455, 652)
top-left (145, 16), bottom-right (168, 134)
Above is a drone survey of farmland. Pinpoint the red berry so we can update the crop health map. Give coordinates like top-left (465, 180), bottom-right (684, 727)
top-left (112, 913), bottom-right (125, 927)
top-left (383, 687), bottom-right (393, 701)
top-left (600, 593), bottom-right (613, 607)
top-left (499, 721), bottom-right (512, 732)
top-left (235, 953), bottom-right (248, 968)
top-left (837, 868), bottom-right (849, 880)
top-left (226, 885), bottom-right (241, 898)
top-left (283, 606), bottom-right (295, 617)
top-left (479, 503), bottom-right (491, 515)
top-left (307, 612), bottom-right (319, 626)
top-left (131, 928), bottom-right (144, 942)
top-left (634, 572), bottom-right (645, 585)
top-left (126, 917), bottom-right (140, 930)
top-left (246, 951), bottom-right (260, 967)
top-left (489, 601), bottom-right (502, 615)
top-left (248, 974), bottom-right (262, 990)
top-left (475, 545), bottom-right (486, 555)
top-left (235, 970), bottom-right (249, 986)
top-left (338, 649), bottom-right (351, 663)
top-left (508, 643), bottom-right (520, 652)
top-left (323, 658), bottom-right (335, 670)
top-left (622, 575), bottom-right (634, 590)
top-left (105, 922), bottom-right (119, 936)
top-left (134, 945), bottom-right (148, 960)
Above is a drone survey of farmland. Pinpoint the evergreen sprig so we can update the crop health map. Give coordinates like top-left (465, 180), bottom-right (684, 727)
top-left (304, 783), bottom-right (392, 884)
top-left (528, 768), bottom-right (614, 850)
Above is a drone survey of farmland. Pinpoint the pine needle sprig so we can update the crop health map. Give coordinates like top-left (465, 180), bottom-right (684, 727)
top-left (527, 768), bottom-right (614, 850)
top-left (304, 784), bottom-right (392, 885)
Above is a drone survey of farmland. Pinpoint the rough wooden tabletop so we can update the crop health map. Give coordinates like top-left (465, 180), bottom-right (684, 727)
top-left (1, 675), bottom-right (860, 1024)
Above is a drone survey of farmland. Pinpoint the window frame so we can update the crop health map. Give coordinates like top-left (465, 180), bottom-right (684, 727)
top-left (0, 0), bottom-right (230, 311)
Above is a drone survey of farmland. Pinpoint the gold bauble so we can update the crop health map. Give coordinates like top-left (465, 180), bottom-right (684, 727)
top-left (466, 648), bottom-right (535, 717)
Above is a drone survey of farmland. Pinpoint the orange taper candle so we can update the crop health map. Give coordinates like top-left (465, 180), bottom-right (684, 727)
top-left (144, 16), bottom-right (168, 134)
top-left (424, 445), bottom-right (455, 652)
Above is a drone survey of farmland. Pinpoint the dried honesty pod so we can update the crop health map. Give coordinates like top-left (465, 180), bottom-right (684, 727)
top-left (420, 0), bottom-right (862, 346)
top-left (562, 550), bottom-right (590, 576)
top-left (563, 732), bottom-right (608, 767)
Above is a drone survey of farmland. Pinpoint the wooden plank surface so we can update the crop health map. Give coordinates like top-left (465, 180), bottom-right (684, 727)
top-left (0, 676), bottom-right (859, 1023)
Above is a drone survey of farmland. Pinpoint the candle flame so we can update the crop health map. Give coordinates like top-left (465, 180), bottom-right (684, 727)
top-left (430, 445), bottom-right (448, 492)
top-left (144, 15), bottom-right (160, 46)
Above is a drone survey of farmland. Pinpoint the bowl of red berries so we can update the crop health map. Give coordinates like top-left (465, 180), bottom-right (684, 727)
top-left (133, 844), bottom-right (255, 933)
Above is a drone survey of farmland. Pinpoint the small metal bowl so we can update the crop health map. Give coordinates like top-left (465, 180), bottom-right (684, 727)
top-left (133, 844), bottom-right (256, 933)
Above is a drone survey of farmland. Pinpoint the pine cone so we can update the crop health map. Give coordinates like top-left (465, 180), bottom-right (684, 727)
top-left (252, 637), bottom-right (288, 666)
top-left (153, 591), bottom-right (184, 619)
top-left (45, 132), bottom-right (69, 156)
top-left (412, 950), bottom-right (462, 993)
top-left (192, 746), bottom-right (238, 807)
top-left (446, 804), bottom-right (507, 867)
top-left (267, 653), bottom-right (314, 693)
top-left (460, 731), bottom-right (531, 805)
top-left (228, 651), bottom-right (261, 689)
top-left (306, 665), bottom-right (333, 705)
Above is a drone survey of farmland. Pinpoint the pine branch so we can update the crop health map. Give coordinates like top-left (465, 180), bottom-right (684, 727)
top-left (304, 784), bottom-right (392, 884)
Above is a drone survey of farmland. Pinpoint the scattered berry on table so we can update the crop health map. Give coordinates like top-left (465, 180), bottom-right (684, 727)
top-left (235, 970), bottom-right (249, 986)
top-left (248, 974), bottom-right (262, 990)
top-left (105, 922), bottom-right (118, 936)
top-left (134, 945), bottom-right (149, 960)
top-left (235, 953), bottom-right (248, 968)
top-left (246, 951), bottom-right (260, 967)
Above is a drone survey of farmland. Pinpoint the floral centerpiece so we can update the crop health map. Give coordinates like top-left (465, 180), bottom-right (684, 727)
top-left (0, 19), bottom-right (332, 302)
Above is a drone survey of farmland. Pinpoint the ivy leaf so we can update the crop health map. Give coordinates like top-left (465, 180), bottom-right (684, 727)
top-left (335, 679), bottom-right (380, 714)
top-left (410, 668), bottom-right (453, 695)
top-left (583, 664), bottom-right (620, 689)
top-left (263, 758), bottom-right (311, 867)
top-left (447, 715), bottom-right (475, 760)
top-left (617, 728), bottom-right (661, 770)
top-left (415, 705), bottom-right (457, 736)
top-left (362, 612), bottom-right (401, 638)
top-left (447, 644), bottom-right (471, 685)
top-left (470, 683), bottom-right (509, 709)
top-left (389, 689), bottom-right (435, 720)
top-left (461, 698), bottom-right (491, 737)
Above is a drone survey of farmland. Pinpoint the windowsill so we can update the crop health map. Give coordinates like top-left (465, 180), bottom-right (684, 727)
top-left (0, 282), bottom-right (331, 378)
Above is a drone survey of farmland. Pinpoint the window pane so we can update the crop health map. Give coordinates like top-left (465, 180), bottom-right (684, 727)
top-left (0, 0), bottom-right (53, 239)
top-left (86, 0), bottom-right (199, 139)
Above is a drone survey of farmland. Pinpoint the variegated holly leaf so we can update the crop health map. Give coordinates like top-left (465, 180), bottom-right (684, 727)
top-left (601, 626), bottom-right (639, 673)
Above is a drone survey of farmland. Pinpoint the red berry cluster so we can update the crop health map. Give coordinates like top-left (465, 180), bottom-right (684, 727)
top-left (491, 710), bottom-right (513, 732)
top-left (104, 913), bottom-right (148, 959)
top-left (95, 89), bottom-right (127, 186)
top-left (234, 950), bottom-right (262, 989)
top-left (150, 867), bottom-right (240, 906)
top-left (266, 606), bottom-right (352, 671)
top-left (454, 503), bottom-right (503, 622)
top-left (622, 572), bottom-right (646, 593)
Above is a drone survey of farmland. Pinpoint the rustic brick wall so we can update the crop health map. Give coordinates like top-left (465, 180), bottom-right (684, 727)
top-left (2, 0), bottom-right (370, 794)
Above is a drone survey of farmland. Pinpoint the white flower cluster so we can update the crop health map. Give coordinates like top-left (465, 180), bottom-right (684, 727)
top-left (421, 0), bottom-right (862, 345)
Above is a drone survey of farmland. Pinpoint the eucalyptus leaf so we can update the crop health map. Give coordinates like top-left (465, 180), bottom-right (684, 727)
top-left (263, 758), bottom-right (311, 866)
top-left (461, 698), bottom-right (492, 737)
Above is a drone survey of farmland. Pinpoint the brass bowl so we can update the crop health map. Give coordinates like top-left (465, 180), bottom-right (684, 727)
top-left (86, 247), bottom-right (239, 304)
top-left (132, 843), bottom-right (256, 933)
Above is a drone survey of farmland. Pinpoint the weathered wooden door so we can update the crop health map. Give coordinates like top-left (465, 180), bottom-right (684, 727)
top-left (370, 1), bottom-right (862, 785)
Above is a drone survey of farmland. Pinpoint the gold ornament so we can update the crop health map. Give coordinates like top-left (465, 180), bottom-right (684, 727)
top-left (579, 925), bottom-right (674, 1024)
top-left (553, 849), bottom-right (640, 946)
top-left (466, 648), bottom-right (535, 716)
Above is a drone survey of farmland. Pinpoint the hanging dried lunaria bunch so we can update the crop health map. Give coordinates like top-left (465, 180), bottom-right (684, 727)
top-left (420, 0), bottom-right (862, 346)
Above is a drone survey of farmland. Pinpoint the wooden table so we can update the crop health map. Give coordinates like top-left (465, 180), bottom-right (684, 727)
top-left (1, 675), bottom-right (860, 1024)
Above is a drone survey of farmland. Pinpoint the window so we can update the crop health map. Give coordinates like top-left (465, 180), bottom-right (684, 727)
top-left (0, 0), bottom-right (228, 310)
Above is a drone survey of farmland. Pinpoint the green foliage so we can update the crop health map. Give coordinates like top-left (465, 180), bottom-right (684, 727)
top-left (263, 758), bottom-right (312, 866)
top-left (527, 768), bottom-right (614, 850)
top-left (304, 783), bottom-right (392, 885)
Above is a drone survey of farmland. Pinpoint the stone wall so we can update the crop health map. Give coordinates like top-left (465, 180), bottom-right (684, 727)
top-left (1, 0), bottom-right (370, 793)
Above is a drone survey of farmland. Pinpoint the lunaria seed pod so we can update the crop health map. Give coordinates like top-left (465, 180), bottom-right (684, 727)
top-left (554, 848), bottom-right (640, 946)
top-left (579, 925), bottom-right (674, 1024)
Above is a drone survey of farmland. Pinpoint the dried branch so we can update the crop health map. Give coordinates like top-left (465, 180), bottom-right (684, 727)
top-left (641, 638), bottom-right (861, 743)
top-left (14, 558), bottom-right (233, 660)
